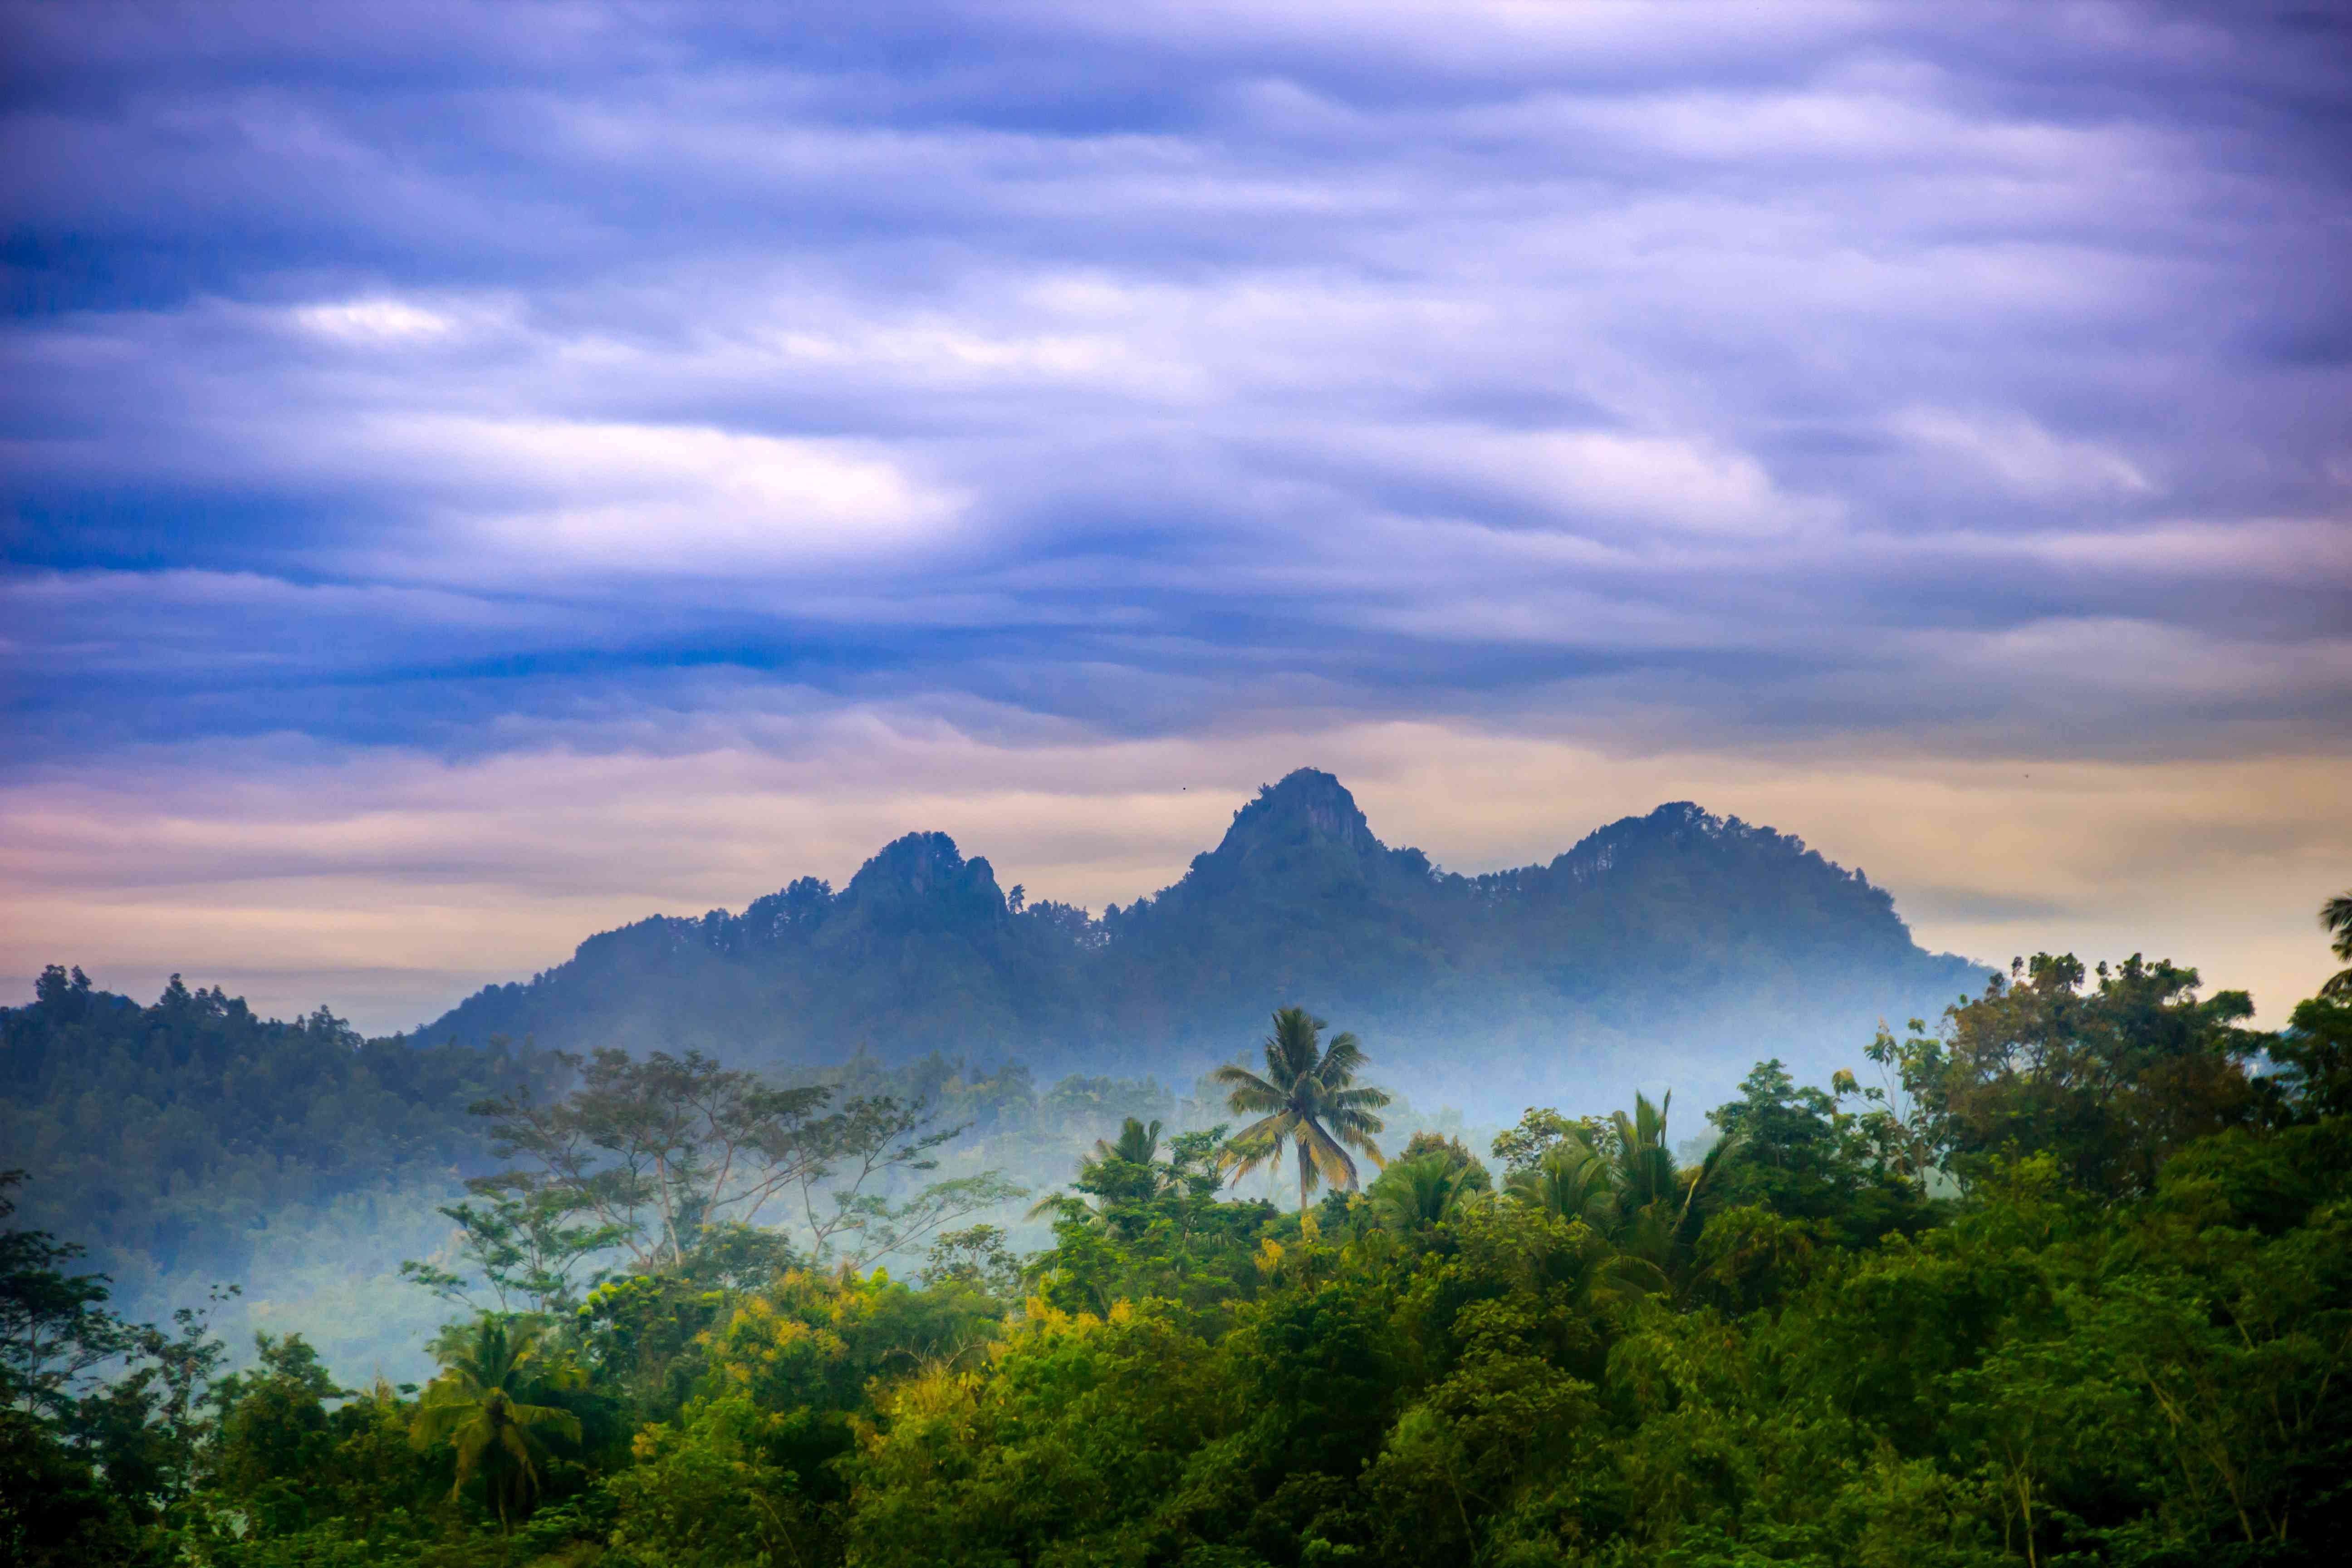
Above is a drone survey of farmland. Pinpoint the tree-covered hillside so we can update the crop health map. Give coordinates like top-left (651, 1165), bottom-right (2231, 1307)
top-left (0, 968), bottom-right (554, 1283)
top-left (0, 968), bottom-right (562, 1371)
top-left (424, 770), bottom-right (1980, 1106)
top-left (0, 968), bottom-right (1480, 1379)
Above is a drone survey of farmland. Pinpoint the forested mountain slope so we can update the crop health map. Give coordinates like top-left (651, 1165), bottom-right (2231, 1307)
top-left (0, 970), bottom-right (553, 1281)
top-left (423, 769), bottom-right (1981, 1106)
top-left (0, 968), bottom-right (561, 1370)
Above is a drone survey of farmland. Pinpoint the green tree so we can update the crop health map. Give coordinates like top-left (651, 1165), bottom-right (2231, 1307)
top-left (69, 1293), bottom-right (232, 1519)
top-left (1489, 1096), bottom-right (1729, 1288)
top-left (1085, 1116), bottom-right (1168, 1194)
top-left (1603, 1091), bottom-right (1733, 1272)
top-left (923, 1223), bottom-right (1022, 1298)
top-left (408, 1316), bottom-right (583, 1529)
top-left (0, 1411), bottom-right (145, 1568)
top-left (0, 1171), bottom-right (125, 1421)
top-left (399, 1173), bottom-right (631, 1315)
top-left (1503, 1138), bottom-right (1619, 1234)
top-left (1490, 1105), bottom-right (1587, 1173)
top-left (1028, 1115), bottom-right (1169, 1229)
top-left (472, 1048), bottom-right (1014, 1271)
top-left (1707, 1058), bottom-right (1930, 1245)
top-left (1885, 953), bottom-right (2262, 1197)
top-left (1215, 1007), bottom-right (1391, 1215)
top-left (200, 1332), bottom-right (348, 1536)
top-left (2271, 996), bottom-right (2352, 1121)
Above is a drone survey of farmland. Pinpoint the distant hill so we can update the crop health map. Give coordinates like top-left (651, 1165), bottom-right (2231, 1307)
top-left (421, 769), bottom-right (1984, 1112)
top-left (0, 969), bottom-right (559, 1376)
top-left (0, 770), bottom-right (1985, 1376)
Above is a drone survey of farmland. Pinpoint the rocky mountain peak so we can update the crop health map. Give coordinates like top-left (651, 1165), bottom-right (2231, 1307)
top-left (1217, 768), bottom-right (1380, 856)
top-left (839, 831), bottom-right (1007, 926)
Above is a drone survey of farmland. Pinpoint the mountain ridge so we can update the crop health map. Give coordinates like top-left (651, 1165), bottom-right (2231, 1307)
top-left (419, 770), bottom-right (1980, 1113)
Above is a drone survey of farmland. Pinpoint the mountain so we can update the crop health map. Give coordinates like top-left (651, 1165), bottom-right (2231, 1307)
top-left (421, 770), bottom-right (1983, 1113)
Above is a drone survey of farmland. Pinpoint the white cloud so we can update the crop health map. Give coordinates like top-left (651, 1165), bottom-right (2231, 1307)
top-left (392, 418), bottom-right (967, 571)
top-left (292, 298), bottom-right (455, 343)
top-left (1348, 425), bottom-right (1824, 539)
top-left (1891, 407), bottom-right (2158, 498)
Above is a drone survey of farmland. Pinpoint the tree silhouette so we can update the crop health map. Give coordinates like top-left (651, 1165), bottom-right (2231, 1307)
top-left (2322, 891), bottom-right (2352, 997)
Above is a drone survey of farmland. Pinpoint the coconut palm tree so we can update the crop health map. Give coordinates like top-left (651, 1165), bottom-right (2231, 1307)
top-left (1604, 1091), bottom-right (1735, 1267)
top-left (1499, 1093), bottom-right (1734, 1283)
top-left (1216, 1007), bottom-right (1390, 1214)
top-left (1367, 1152), bottom-right (1486, 1230)
top-left (2322, 891), bottom-right (2352, 997)
top-left (1089, 1116), bottom-right (1164, 1176)
top-left (1028, 1116), bottom-right (1169, 1223)
top-left (1504, 1138), bottom-right (1620, 1233)
top-left (409, 1316), bottom-right (582, 1529)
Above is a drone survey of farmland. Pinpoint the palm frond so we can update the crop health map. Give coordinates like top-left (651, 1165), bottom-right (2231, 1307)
top-left (1222, 1112), bottom-right (1296, 1180)
top-left (1590, 1250), bottom-right (1670, 1303)
top-left (1317, 1031), bottom-right (1367, 1081)
top-left (1213, 1065), bottom-right (1288, 1112)
top-left (1226, 1111), bottom-right (1296, 1148)
top-left (1507, 1142), bottom-right (1618, 1232)
top-left (409, 1400), bottom-right (470, 1447)
top-left (1299, 1118), bottom-right (1362, 1190)
top-left (453, 1422), bottom-right (496, 1472)
top-left (1264, 1008), bottom-right (1326, 1080)
top-left (2323, 892), bottom-right (2352, 963)
top-left (504, 1401), bottom-right (583, 1442)
top-left (500, 1422), bottom-right (540, 1465)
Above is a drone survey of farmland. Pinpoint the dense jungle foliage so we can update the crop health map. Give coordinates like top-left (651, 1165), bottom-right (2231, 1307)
top-left (420, 771), bottom-right (1975, 1091)
top-left (8, 921), bottom-right (2352, 1568)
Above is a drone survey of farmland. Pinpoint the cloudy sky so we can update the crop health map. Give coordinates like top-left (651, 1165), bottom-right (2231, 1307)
top-left (4, 0), bottom-right (2347, 1034)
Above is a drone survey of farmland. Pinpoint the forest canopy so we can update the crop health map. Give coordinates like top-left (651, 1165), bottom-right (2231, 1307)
top-left (6, 902), bottom-right (2351, 1568)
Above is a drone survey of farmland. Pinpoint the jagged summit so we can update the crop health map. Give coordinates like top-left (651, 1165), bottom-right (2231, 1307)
top-left (1215, 769), bottom-right (1382, 862)
top-left (839, 831), bottom-right (1008, 929)
top-left (1173, 768), bottom-right (1432, 898)
top-left (417, 771), bottom-right (1978, 1106)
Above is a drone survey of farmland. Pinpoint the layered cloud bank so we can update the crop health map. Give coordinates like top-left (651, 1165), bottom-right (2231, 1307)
top-left (3, 1), bottom-right (2347, 1027)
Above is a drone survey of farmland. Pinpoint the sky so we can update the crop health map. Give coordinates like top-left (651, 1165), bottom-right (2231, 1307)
top-left (3, 0), bottom-right (2347, 1035)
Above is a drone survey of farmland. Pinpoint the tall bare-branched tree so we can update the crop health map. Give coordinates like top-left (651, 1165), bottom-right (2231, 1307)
top-left (462, 1048), bottom-right (1018, 1274)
